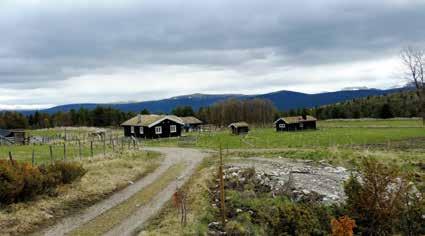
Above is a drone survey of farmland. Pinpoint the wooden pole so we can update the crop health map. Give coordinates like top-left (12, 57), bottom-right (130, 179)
top-left (78, 139), bottom-right (82, 161)
top-left (32, 146), bottom-right (35, 166)
top-left (63, 143), bottom-right (66, 161)
top-left (219, 144), bottom-right (226, 227)
top-left (49, 145), bottom-right (53, 164)
top-left (112, 138), bottom-right (115, 152)
top-left (8, 151), bottom-right (13, 164)
top-left (90, 141), bottom-right (93, 160)
top-left (103, 137), bottom-right (106, 157)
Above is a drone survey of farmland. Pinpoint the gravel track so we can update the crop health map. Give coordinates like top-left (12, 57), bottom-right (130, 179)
top-left (35, 147), bottom-right (208, 236)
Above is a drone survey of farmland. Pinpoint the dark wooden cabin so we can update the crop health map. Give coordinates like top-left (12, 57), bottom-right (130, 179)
top-left (180, 116), bottom-right (203, 132)
top-left (228, 122), bottom-right (249, 135)
top-left (274, 115), bottom-right (317, 132)
top-left (121, 115), bottom-right (184, 139)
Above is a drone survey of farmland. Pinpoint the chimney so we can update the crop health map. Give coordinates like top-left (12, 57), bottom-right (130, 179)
top-left (138, 114), bottom-right (142, 123)
top-left (302, 114), bottom-right (307, 120)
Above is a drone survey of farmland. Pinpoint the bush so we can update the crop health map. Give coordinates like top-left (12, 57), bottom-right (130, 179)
top-left (344, 158), bottom-right (424, 235)
top-left (19, 163), bottom-right (45, 201)
top-left (0, 160), bottom-right (86, 204)
top-left (0, 160), bottom-right (24, 204)
top-left (47, 161), bottom-right (86, 184)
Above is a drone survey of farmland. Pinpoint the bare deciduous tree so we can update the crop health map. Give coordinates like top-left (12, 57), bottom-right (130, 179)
top-left (401, 47), bottom-right (425, 125)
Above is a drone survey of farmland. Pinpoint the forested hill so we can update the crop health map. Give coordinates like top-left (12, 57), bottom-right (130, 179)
top-left (292, 90), bottom-right (420, 119)
top-left (20, 87), bottom-right (407, 114)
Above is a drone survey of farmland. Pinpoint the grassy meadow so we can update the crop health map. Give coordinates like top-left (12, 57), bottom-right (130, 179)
top-left (144, 119), bottom-right (425, 149)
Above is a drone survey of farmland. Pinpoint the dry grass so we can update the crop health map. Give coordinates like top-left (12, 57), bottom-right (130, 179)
top-left (0, 150), bottom-right (162, 236)
top-left (138, 160), bottom-right (216, 236)
top-left (68, 163), bottom-right (186, 236)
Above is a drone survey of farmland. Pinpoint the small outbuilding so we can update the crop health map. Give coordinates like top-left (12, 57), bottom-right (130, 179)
top-left (228, 122), bottom-right (249, 135)
top-left (274, 115), bottom-right (317, 132)
top-left (121, 114), bottom-right (184, 139)
top-left (0, 129), bottom-right (26, 144)
top-left (179, 116), bottom-right (203, 132)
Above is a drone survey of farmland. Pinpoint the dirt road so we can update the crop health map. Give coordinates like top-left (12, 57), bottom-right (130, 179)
top-left (36, 147), bottom-right (209, 236)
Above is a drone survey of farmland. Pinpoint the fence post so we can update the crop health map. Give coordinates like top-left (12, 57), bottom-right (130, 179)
top-left (90, 141), bottom-right (93, 160)
top-left (32, 146), bottom-right (35, 166)
top-left (8, 151), bottom-right (13, 164)
top-left (49, 145), bottom-right (53, 164)
top-left (103, 137), bottom-right (106, 158)
top-left (78, 139), bottom-right (82, 161)
top-left (219, 144), bottom-right (226, 227)
top-left (63, 143), bottom-right (66, 161)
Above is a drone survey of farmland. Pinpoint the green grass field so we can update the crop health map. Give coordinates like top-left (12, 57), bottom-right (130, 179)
top-left (145, 125), bottom-right (425, 149)
top-left (2, 119), bottom-right (425, 164)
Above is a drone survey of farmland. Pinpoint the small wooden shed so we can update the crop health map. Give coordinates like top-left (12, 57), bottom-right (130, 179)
top-left (0, 129), bottom-right (26, 144)
top-left (274, 115), bottom-right (317, 132)
top-left (228, 122), bottom-right (249, 135)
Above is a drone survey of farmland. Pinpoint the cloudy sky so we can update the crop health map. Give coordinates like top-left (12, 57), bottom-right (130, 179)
top-left (1, 0), bottom-right (424, 109)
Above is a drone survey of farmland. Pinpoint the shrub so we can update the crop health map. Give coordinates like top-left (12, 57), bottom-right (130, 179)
top-left (48, 161), bottom-right (86, 184)
top-left (19, 163), bottom-right (45, 201)
top-left (344, 158), bottom-right (421, 235)
top-left (0, 160), bottom-right (86, 204)
top-left (331, 216), bottom-right (356, 236)
top-left (0, 160), bottom-right (24, 204)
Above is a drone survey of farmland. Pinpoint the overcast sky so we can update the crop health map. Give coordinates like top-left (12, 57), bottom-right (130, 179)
top-left (1, 0), bottom-right (424, 109)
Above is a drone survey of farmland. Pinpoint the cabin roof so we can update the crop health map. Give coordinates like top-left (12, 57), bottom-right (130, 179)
top-left (228, 122), bottom-right (249, 128)
top-left (121, 114), bottom-right (184, 128)
top-left (180, 116), bottom-right (203, 125)
top-left (274, 116), bottom-right (317, 124)
top-left (0, 129), bottom-right (12, 137)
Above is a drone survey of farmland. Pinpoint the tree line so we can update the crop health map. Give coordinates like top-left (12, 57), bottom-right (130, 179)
top-left (0, 107), bottom-right (137, 129)
top-left (282, 91), bottom-right (420, 120)
top-left (0, 90), bottom-right (421, 130)
top-left (196, 98), bottom-right (278, 127)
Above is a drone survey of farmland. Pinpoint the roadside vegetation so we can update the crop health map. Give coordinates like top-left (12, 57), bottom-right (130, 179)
top-left (0, 150), bottom-right (161, 235)
top-left (140, 153), bottom-right (424, 235)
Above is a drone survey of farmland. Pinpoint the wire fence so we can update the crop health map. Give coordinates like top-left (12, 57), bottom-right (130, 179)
top-left (4, 135), bottom-right (143, 166)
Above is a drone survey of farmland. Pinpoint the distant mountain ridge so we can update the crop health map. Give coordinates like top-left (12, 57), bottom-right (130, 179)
top-left (19, 87), bottom-right (408, 115)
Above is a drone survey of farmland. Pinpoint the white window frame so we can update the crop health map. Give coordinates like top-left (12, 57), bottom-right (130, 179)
top-left (170, 125), bottom-right (177, 133)
top-left (155, 126), bottom-right (162, 134)
top-left (139, 127), bottom-right (144, 134)
top-left (279, 123), bottom-right (286, 128)
top-left (130, 126), bottom-right (135, 133)
top-left (299, 123), bottom-right (304, 128)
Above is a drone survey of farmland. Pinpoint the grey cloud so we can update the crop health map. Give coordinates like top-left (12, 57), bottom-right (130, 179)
top-left (0, 0), bottom-right (424, 97)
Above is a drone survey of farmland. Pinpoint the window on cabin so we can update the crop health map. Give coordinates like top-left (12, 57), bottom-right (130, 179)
top-left (279, 123), bottom-right (285, 128)
top-left (170, 125), bottom-right (177, 133)
top-left (155, 126), bottom-right (162, 134)
top-left (299, 123), bottom-right (304, 128)
top-left (130, 126), bottom-right (134, 133)
top-left (140, 127), bottom-right (144, 134)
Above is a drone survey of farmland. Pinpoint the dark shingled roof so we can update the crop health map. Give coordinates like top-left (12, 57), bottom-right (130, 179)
top-left (274, 116), bottom-right (317, 124)
top-left (228, 122), bottom-right (249, 128)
